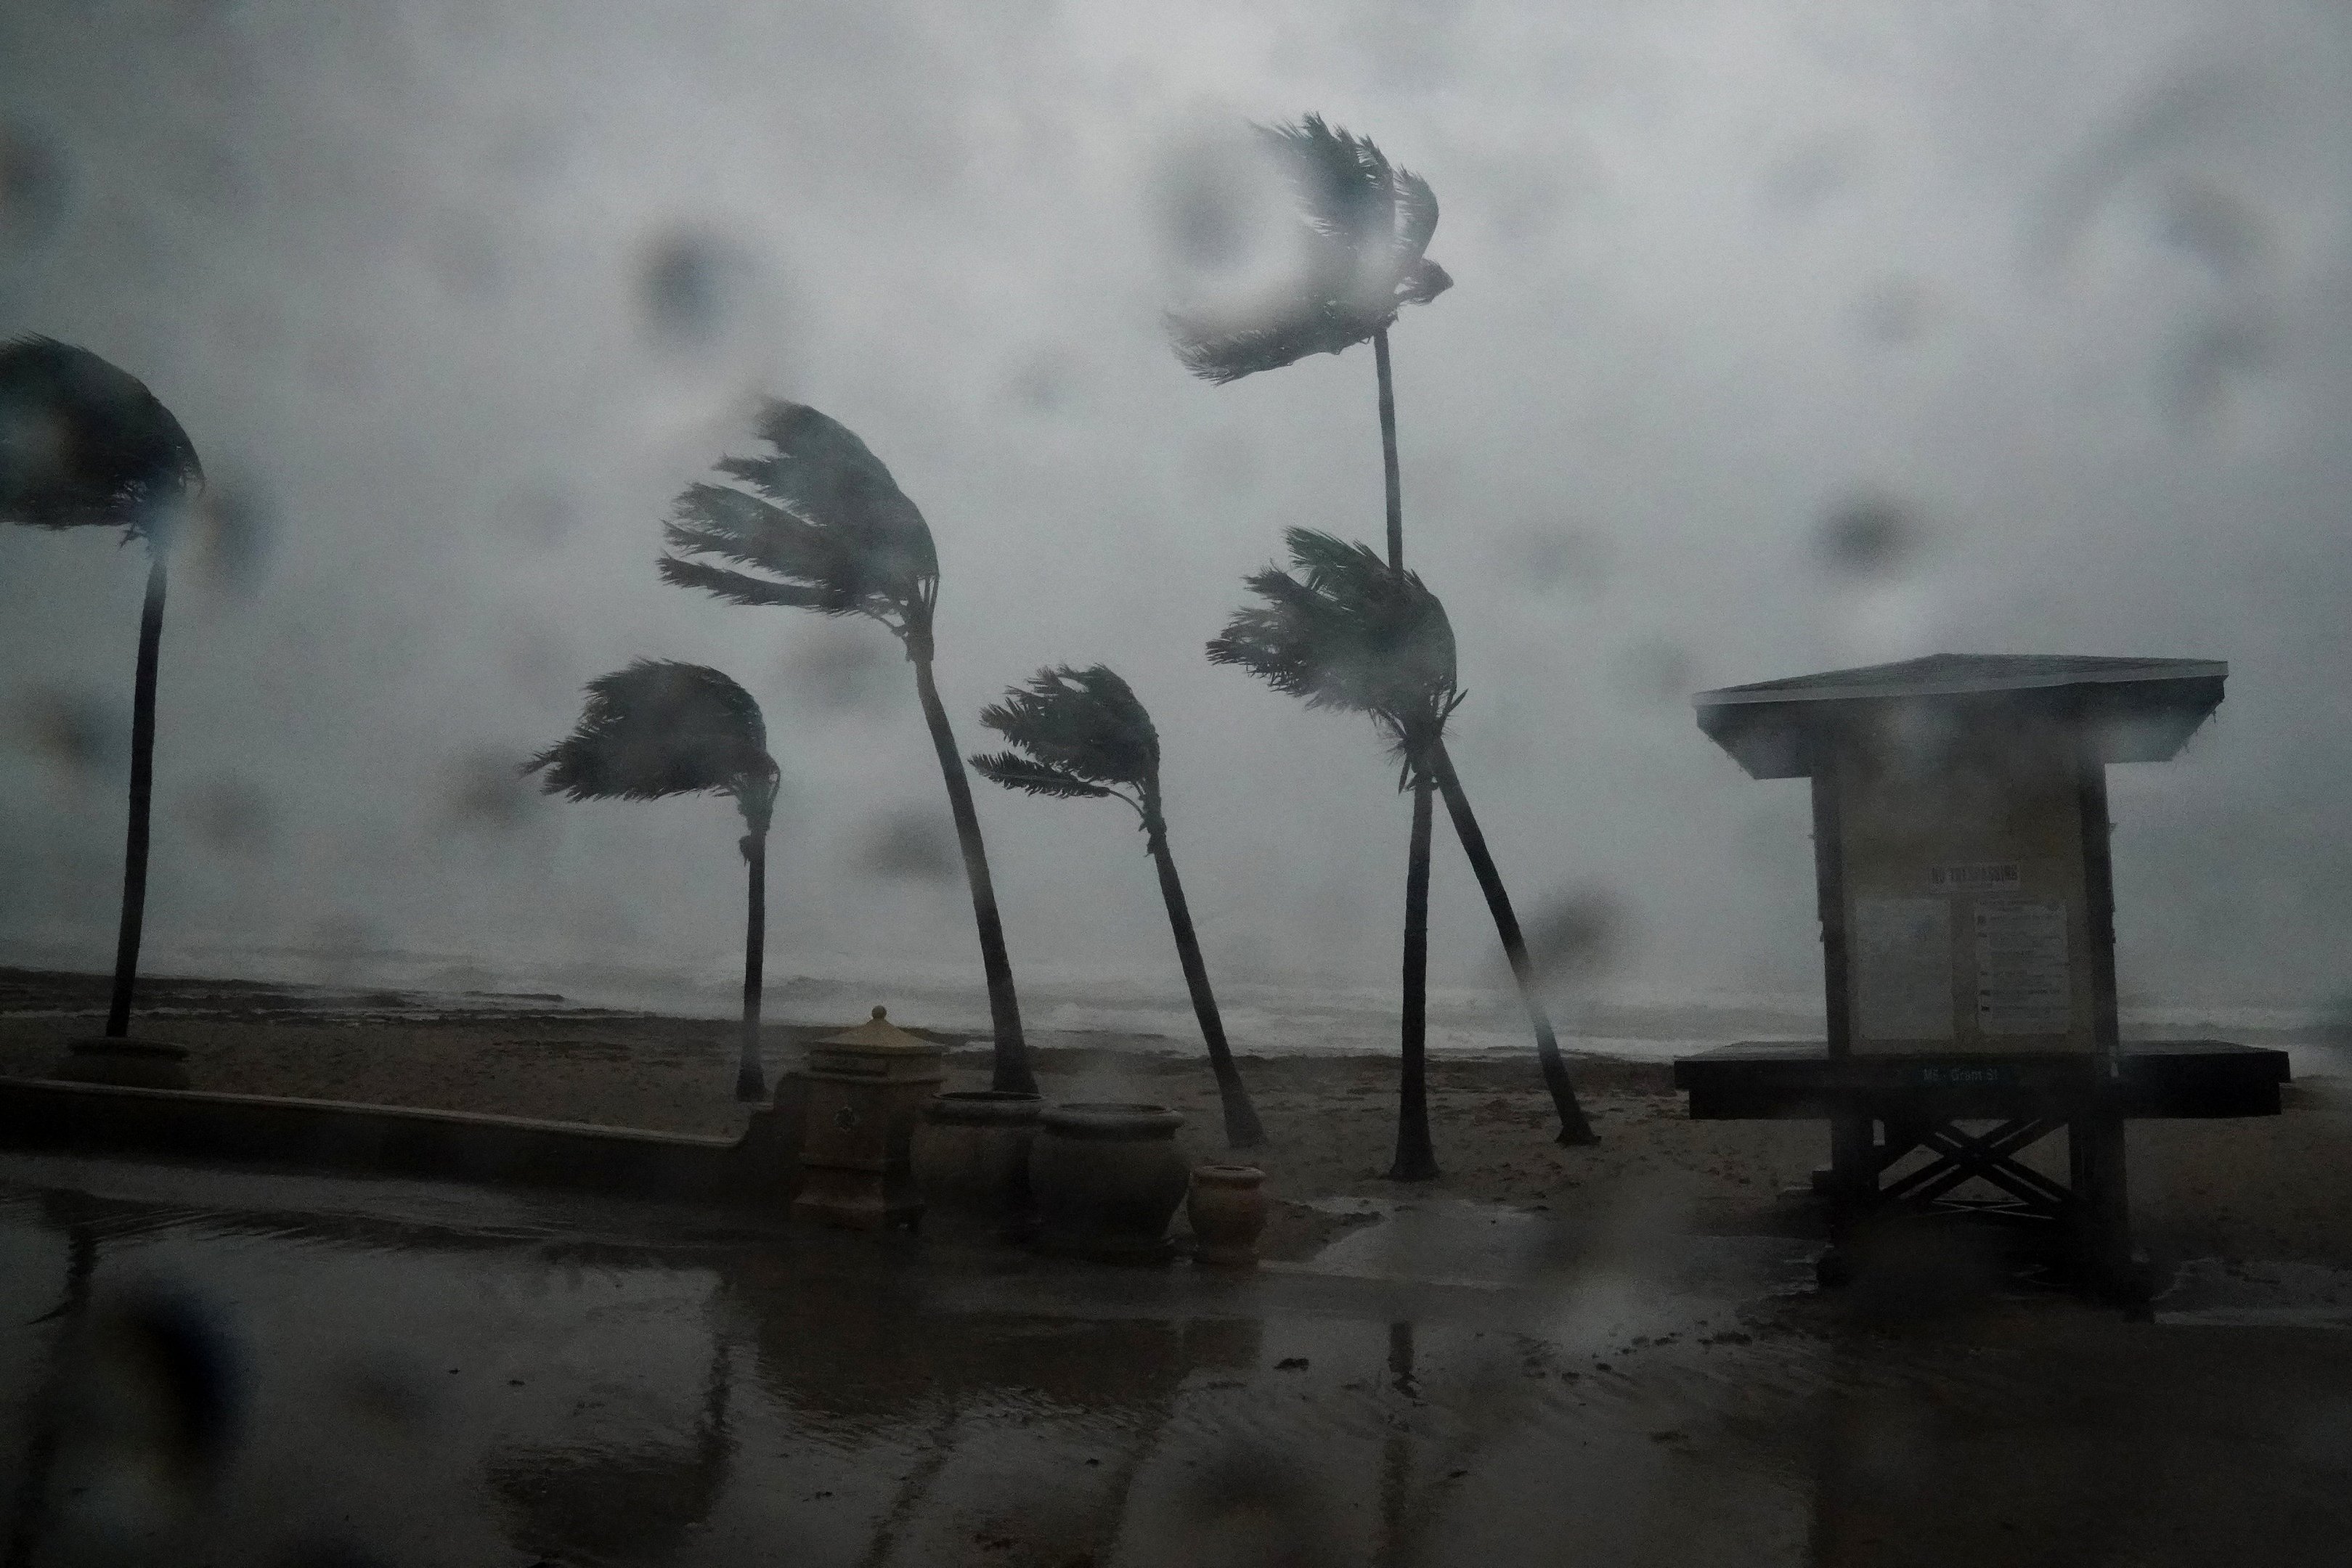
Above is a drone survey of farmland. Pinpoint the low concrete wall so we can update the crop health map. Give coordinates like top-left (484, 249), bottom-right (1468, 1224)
top-left (0, 1074), bottom-right (806, 1209)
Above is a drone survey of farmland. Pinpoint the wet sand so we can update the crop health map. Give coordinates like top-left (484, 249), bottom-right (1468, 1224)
top-left (6, 967), bottom-right (2351, 1270)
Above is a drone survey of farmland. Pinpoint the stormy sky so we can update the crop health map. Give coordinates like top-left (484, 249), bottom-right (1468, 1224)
top-left (4, 1), bottom-right (2349, 1029)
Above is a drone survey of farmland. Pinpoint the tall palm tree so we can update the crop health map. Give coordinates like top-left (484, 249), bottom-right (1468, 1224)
top-left (0, 337), bottom-right (204, 1040)
top-left (524, 661), bottom-right (781, 1101)
top-left (1165, 113), bottom-right (1449, 572)
top-left (1168, 116), bottom-right (1595, 1146)
top-left (969, 664), bottom-right (1267, 1148)
top-left (654, 399), bottom-right (1035, 1095)
top-left (1208, 529), bottom-right (1462, 1182)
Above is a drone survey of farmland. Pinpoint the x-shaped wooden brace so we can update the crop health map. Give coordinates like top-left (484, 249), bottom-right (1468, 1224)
top-left (1873, 1116), bottom-right (2077, 1216)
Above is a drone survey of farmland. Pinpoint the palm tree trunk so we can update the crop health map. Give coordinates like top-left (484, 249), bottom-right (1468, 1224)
top-left (103, 550), bottom-right (167, 1039)
top-left (1142, 801), bottom-right (1265, 1148)
top-left (1375, 326), bottom-right (1403, 573)
top-left (1387, 774), bottom-right (1440, 1182)
top-left (911, 653), bottom-right (1035, 1094)
top-left (737, 829), bottom-right (768, 1101)
top-left (1428, 741), bottom-right (1598, 1145)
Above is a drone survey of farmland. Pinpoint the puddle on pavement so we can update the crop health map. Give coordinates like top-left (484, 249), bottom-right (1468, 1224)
top-left (2153, 1256), bottom-right (2352, 1327)
top-left (5, 1155), bottom-right (2352, 1567)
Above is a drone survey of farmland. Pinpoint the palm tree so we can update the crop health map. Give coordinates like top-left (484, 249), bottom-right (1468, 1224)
top-left (525, 661), bottom-right (780, 1101)
top-left (1168, 116), bottom-right (1595, 1146)
top-left (0, 337), bottom-right (204, 1040)
top-left (654, 399), bottom-right (1035, 1095)
top-left (1208, 529), bottom-right (1464, 1181)
top-left (1165, 114), bottom-right (1449, 573)
top-left (970, 664), bottom-right (1267, 1148)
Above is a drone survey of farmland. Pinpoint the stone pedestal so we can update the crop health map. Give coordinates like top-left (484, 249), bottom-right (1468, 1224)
top-left (792, 1006), bottom-right (944, 1230)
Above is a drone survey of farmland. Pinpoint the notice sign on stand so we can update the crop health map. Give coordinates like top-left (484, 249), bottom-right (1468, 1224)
top-left (1975, 899), bottom-right (2070, 1035)
top-left (1853, 897), bottom-right (1955, 1042)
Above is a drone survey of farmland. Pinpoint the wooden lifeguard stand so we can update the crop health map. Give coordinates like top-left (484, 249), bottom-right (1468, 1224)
top-left (1672, 655), bottom-right (2288, 1301)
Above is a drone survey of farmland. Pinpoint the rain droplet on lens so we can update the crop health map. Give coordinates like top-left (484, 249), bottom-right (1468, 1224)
top-left (1608, 638), bottom-right (1692, 707)
top-left (2156, 179), bottom-right (2266, 280)
top-left (2165, 309), bottom-right (2272, 429)
top-left (783, 626), bottom-right (894, 714)
top-left (1506, 527), bottom-right (1612, 597)
top-left (1010, 347), bottom-right (1078, 413)
top-left (497, 483), bottom-right (577, 549)
top-left (1524, 891), bottom-right (1627, 989)
top-left (445, 748), bottom-right (538, 833)
top-left (1856, 277), bottom-right (1934, 345)
top-left (76, 1285), bottom-right (243, 1508)
top-left (639, 228), bottom-right (744, 350)
top-left (185, 775), bottom-right (276, 856)
top-left (184, 471), bottom-right (277, 595)
top-left (8, 685), bottom-right (122, 776)
top-left (858, 807), bottom-right (956, 881)
top-left (0, 120), bottom-right (70, 253)
top-left (1815, 493), bottom-right (1920, 579)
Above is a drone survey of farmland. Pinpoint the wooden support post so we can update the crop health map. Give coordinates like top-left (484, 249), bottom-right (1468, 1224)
top-left (2073, 1110), bottom-right (2136, 1302)
top-left (2075, 737), bottom-right (2144, 1307)
top-left (1828, 1111), bottom-right (1875, 1230)
top-left (1811, 758), bottom-right (1874, 1241)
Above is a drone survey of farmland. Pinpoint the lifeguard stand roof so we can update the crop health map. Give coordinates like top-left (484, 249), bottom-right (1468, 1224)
top-left (1693, 653), bottom-right (2227, 779)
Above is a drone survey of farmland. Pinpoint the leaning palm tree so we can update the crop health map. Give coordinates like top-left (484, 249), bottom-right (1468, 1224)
top-left (0, 337), bottom-right (204, 1040)
top-left (1168, 116), bottom-right (1595, 1146)
top-left (524, 661), bottom-right (780, 1101)
top-left (1208, 530), bottom-right (1463, 1181)
top-left (970, 664), bottom-right (1267, 1148)
top-left (654, 399), bottom-right (1035, 1095)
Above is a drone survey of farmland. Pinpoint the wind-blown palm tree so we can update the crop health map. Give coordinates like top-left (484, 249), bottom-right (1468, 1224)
top-left (1165, 113), bottom-right (1449, 571)
top-left (0, 337), bottom-right (204, 1040)
top-left (970, 664), bottom-right (1267, 1148)
top-left (654, 399), bottom-right (1035, 1095)
top-left (1168, 116), bottom-right (1595, 1146)
top-left (1208, 530), bottom-right (1464, 1181)
top-left (525, 661), bottom-right (780, 1101)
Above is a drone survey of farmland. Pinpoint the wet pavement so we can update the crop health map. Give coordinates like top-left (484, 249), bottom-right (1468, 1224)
top-left (4, 1155), bottom-right (2352, 1567)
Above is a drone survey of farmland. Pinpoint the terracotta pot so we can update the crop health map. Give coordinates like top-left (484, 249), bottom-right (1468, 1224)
top-left (1187, 1163), bottom-right (1267, 1267)
top-left (1030, 1103), bottom-right (1188, 1262)
top-left (910, 1090), bottom-right (1041, 1236)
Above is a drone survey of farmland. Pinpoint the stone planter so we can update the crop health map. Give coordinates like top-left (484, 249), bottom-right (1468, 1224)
top-left (1186, 1163), bottom-right (1267, 1267)
top-left (792, 1007), bottom-right (944, 1231)
top-left (1030, 1103), bottom-right (1188, 1263)
top-left (911, 1090), bottom-right (1041, 1237)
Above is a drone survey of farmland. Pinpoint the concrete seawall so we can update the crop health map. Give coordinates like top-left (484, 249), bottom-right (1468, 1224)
top-left (0, 1075), bottom-right (806, 1206)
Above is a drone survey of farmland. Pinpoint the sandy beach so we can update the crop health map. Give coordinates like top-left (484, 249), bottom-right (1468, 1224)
top-left (7, 966), bottom-right (2348, 1270)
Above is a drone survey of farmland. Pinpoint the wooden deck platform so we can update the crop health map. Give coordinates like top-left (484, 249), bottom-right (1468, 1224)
top-left (1671, 1042), bottom-right (2290, 1305)
top-left (1673, 1040), bottom-right (2290, 1122)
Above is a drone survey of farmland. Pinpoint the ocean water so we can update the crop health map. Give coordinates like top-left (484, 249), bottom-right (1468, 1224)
top-left (8, 936), bottom-right (2340, 1069)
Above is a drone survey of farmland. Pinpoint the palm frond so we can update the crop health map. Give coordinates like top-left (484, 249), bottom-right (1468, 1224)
top-left (977, 664), bottom-right (1160, 793)
top-left (656, 552), bottom-right (841, 611)
top-left (1166, 115), bottom-right (1449, 385)
top-left (524, 660), bottom-right (776, 806)
top-left (969, 751), bottom-right (1115, 801)
top-left (1165, 298), bottom-right (1386, 385)
top-left (1208, 529), bottom-right (1459, 769)
top-left (658, 399), bottom-right (938, 624)
top-left (0, 336), bottom-right (202, 537)
top-left (1267, 114), bottom-right (1396, 274)
top-left (1393, 166), bottom-right (1440, 266)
